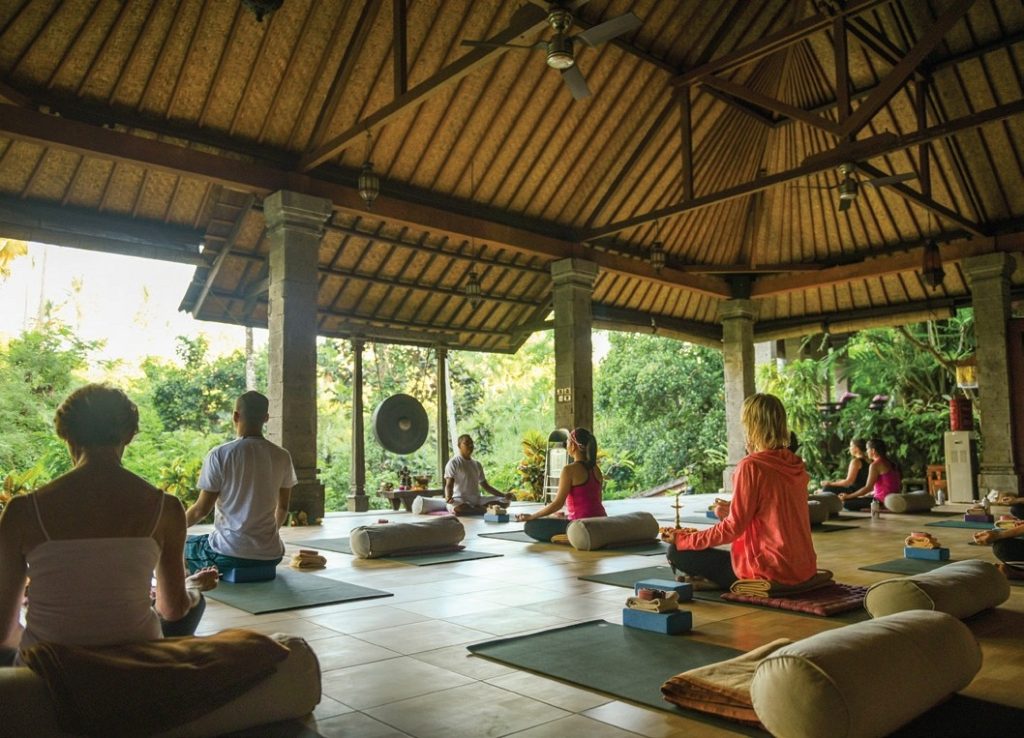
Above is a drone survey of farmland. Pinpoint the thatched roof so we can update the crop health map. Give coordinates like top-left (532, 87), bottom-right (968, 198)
top-left (1, 0), bottom-right (1022, 351)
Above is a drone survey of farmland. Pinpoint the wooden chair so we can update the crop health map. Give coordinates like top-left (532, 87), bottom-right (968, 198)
top-left (927, 465), bottom-right (947, 499)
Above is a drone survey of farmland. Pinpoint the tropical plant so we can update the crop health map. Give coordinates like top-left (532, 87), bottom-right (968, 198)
top-left (514, 430), bottom-right (547, 500)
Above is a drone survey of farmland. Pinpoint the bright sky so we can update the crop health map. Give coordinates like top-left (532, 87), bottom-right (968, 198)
top-left (0, 242), bottom-right (265, 376)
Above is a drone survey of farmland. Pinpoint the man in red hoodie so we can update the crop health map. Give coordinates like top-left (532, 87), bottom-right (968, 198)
top-left (666, 393), bottom-right (818, 590)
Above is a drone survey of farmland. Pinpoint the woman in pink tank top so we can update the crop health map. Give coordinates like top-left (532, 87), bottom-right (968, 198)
top-left (838, 438), bottom-right (902, 511)
top-left (518, 428), bottom-right (606, 542)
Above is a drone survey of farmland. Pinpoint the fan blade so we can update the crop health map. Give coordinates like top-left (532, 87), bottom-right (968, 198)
top-left (575, 12), bottom-right (642, 47)
top-left (561, 64), bottom-right (591, 100)
top-left (838, 197), bottom-right (853, 212)
top-left (864, 172), bottom-right (918, 187)
top-left (460, 40), bottom-right (546, 50)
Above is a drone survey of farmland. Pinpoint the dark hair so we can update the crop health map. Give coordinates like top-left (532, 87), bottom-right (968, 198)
top-left (236, 391), bottom-right (269, 423)
top-left (867, 438), bottom-right (900, 472)
top-left (570, 427), bottom-right (598, 470)
top-left (788, 431), bottom-right (800, 453)
top-left (55, 384), bottom-right (139, 448)
top-left (457, 434), bottom-right (473, 446)
top-left (851, 438), bottom-right (867, 455)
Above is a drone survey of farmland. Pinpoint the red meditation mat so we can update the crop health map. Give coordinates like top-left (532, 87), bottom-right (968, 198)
top-left (720, 583), bottom-right (868, 616)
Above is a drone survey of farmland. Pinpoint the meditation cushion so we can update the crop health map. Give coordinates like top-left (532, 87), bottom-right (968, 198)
top-left (750, 610), bottom-right (981, 738)
top-left (566, 511), bottom-right (659, 550)
top-left (807, 500), bottom-right (829, 526)
top-left (411, 495), bottom-right (448, 514)
top-left (864, 559), bottom-right (1010, 619)
top-left (0, 633), bottom-right (321, 738)
top-left (807, 493), bottom-right (843, 515)
top-left (349, 516), bottom-right (464, 558)
top-left (883, 490), bottom-right (935, 513)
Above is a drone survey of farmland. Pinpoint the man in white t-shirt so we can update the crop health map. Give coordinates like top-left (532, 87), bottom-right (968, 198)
top-left (444, 434), bottom-right (511, 515)
top-left (183, 391), bottom-right (297, 573)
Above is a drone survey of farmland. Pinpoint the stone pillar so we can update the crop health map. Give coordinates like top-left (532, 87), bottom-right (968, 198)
top-left (264, 190), bottom-right (332, 523)
top-left (964, 253), bottom-right (1019, 494)
top-left (348, 338), bottom-right (368, 511)
top-left (551, 258), bottom-right (598, 432)
top-left (721, 299), bottom-right (757, 491)
top-left (436, 346), bottom-right (451, 482)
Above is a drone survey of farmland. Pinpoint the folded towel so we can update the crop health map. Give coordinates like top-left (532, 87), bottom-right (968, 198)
top-left (995, 518), bottom-right (1022, 530)
top-left (905, 532), bottom-right (941, 548)
top-left (486, 504), bottom-right (508, 515)
top-left (661, 638), bottom-right (792, 727)
top-left (625, 592), bottom-right (680, 613)
top-left (290, 550), bottom-right (327, 569)
top-left (550, 534), bottom-right (571, 545)
top-left (21, 629), bottom-right (288, 737)
top-left (730, 569), bottom-right (834, 598)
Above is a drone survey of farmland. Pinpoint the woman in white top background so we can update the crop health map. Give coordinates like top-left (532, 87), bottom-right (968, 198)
top-left (0, 384), bottom-right (217, 665)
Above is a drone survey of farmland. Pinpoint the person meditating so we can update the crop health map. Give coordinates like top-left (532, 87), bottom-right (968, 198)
top-left (0, 385), bottom-right (217, 666)
top-left (973, 522), bottom-right (1024, 581)
top-left (517, 428), bottom-right (606, 542)
top-left (664, 394), bottom-right (817, 590)
top-left (184, 391), bottom-right (296, 573)
top-left (818, 438), bottom-right (869, 496)
top-left (837, 438), bottom-right (901, 511)
top-left (444, 434), bottom-right (512, 516)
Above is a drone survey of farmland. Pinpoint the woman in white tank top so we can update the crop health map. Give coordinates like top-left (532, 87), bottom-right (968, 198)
top-left (0, 385), bottom-right (219, 665)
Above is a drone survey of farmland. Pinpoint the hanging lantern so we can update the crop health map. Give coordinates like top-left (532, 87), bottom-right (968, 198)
top-left (465, 271), bottom-right (482, 308)
top-left (956, 356), bottom-right (978, 389)
top-left (358, 162), bottom-right (380, 209)
top-left (921, 239), bottom-right (945, 288)
top-left (650, 241), bottom-right (666, 272)
top-left (241, 0), bottom-right (283, 22)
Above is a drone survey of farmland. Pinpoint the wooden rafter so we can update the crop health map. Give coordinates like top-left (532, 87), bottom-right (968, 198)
top-left (700, 74), bottom-right (840, 135)
top-left (393, 0), bottom-right (407, 97)
top-left (857, 161), bottom-right (983, 236)
top-left (191, 194), bottom-right (256, 316)
top-left (299, 3), bottom-right (550, 171)
top-left (586, 97), bottom-right (1024, 241)
top-left (679, 86), bottom-right (694, 201)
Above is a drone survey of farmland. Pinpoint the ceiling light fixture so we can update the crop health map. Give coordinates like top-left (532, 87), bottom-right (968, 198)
top-left (465, 271), bottom-right (482, 308)
top-left (921, 238), bottom-right (945, 289)
top-left (650, 241), bottom-right (666, 272)
top-left (358, 131), bottom-right (380, 209)
top-left (241, 0), bottom-right (283, 22)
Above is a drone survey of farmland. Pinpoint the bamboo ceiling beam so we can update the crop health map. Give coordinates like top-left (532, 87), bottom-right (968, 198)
top-left (751, 231), bottom-right (1024, 298)
top-left (586, 97), bottom-right (1024, 241)
top-left (299, 3), bottom-right (550, 171)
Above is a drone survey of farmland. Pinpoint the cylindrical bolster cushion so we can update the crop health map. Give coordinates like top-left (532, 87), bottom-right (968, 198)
top-left (808, 493), bottom-right (843, 515)
top-left (807, 500), bottom-right (829, 525)
top-left (884, 490), bottom-right (935, 513)
top-left (751, 610), bottom-right (981, 738)
top-left (349, 516), bottom-right (465, 558)
top-left (865, 559), bottom-right (1010, 619)
top-left (566, 512), bottom-right (658, 550)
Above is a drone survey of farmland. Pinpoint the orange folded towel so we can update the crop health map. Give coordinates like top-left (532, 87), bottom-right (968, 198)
top-left (625, 591), bottom-right (680, 613)
top-left (905, 532), bottom-right (941, 548)
top-left (730, 569), bottom-right (834, 598)
top-left (290, 550), bottom-right (327, 569)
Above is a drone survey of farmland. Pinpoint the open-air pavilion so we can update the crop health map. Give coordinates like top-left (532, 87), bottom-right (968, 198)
top-left (2, 1), bottom-right (1024, 735)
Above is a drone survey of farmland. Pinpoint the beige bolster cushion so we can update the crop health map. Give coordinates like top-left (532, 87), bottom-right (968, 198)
top-left (808, 493), bottom-right (843, 515)
top-left (864, 559), bottom-right (1010, 619)
top-left (751, 610), bottom-right (981, 738)
top-left (884, 490), bottom-right (935, 513)
top-left (349, 516), bottom-right (465, 558)
top-left (0, 634), bottom-right (321, 738)
top-left (566, 511), bottom-right (659, 550)
top-left (807, 500), bottom-right (829, 525)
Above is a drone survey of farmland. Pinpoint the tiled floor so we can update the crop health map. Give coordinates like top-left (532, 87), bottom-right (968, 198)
top-left (195, 495), bottom-right (1024, 737)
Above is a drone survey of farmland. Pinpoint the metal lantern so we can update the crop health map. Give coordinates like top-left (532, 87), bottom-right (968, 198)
top-left (956, 356), bottom-right (978, 389)
top-left (650, 241), bottom-right (666, 272)
top-left (358, 162), bottom-right (380, 209)
top-left (241, 0), bottom-right (283, 22)
top-left (465, 271), bottom-right (482, 308)
top-left (921, 239), bottom-right (945, 288)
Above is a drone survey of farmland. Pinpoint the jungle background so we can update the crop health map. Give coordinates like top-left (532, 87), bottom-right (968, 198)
top-left (1, 303), bottom-right (976, 512)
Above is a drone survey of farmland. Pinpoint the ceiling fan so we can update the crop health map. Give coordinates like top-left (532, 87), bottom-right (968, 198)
top-left (461, 2), bottom-right (642, 100)
top-left (796, 163), bottom-right (918, 211)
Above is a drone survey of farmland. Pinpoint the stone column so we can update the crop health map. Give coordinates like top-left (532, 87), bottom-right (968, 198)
top-left (551, 258), bottom-right (599, 431)
top-left (721, 299), bottom-right (757, 491)
top-left (436, 346), bottom-right (451, 483)
top-left (264, 190), bottom-right (332, 523)
top-left (964, 252), bottom-right (1019, 494)
top-left (349, 338), bottom-right (368, 511)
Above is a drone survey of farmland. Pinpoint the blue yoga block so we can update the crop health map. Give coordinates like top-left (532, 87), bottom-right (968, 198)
top-left (965, 514), bottom-right (994, 523)
top-left (706, 510), bottom-right (718, 519)
top-left (622, 608), bottom-right (692, 635)
top-left (221, 564), bottom-right (277, 583)
top-left (484, 513), bottom-right (510, 522)
top-left (633, 579), bottom-right (694, 602)
top-left (904, 546), bottom-right (950, 561)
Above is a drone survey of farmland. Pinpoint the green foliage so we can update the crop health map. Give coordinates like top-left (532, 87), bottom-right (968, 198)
top-left (595, 334), bottom-right (727, 493)
top-left (514, 430), bottom-right (547, 501)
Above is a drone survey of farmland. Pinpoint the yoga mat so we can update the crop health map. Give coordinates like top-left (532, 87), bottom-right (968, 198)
top-left (477, 531), bottom-right (670, 555)
top-left (858, 558), bottom-right (953, 574)
top-left (205, 569), bottom-right (391, 614)
top-left (925, 519), bottom-right (997, 530)
top-left (812, 523), bottom-right (859, 532)
top-left (468, 620), bottom-right (760, 736)
top-left (292, 538), bottom-right (501, 565)
top-left (889, 695), bottom-right (1024, 736)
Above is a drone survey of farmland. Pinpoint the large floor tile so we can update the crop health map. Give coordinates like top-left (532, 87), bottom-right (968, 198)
top-left (306, 710), bottom-right (414, 738)
top-left (308, 605), bottom-right (432, 633)
top-left (320, 656), bottom-right (473, 709)
top-left (353, 619), bottom-right (493, 654)
top-left (504, 714), bottom-right (646, 737)
top-left (310, 633), bottom-right (402, 671)
top-left (410, 643), bottom-right (518, 680)
top-left (486, 670), bottom-right (611, 712)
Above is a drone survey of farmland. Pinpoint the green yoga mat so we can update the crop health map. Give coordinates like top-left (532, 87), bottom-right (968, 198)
top-left (476, 531), bottom-right (669, 556)
top-left (204, 569), bottom-right (391, 614)
top-left (579, 565), bottom-right (676, 588)
top-left (859, 558), bottom-right (954, 574)
top-left (813, 523), bottom-right (859, 532)
top-left (293, 538), bottom-right (502, 565)
top-left (925, 519), bottom-right (997, 530)
top-left (468, 620), bottom-right (760, 736)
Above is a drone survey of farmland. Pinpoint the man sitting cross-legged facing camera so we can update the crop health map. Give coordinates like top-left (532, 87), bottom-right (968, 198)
top-left (184, 391), bottom-right (297, 574)
top-left (444, 434), bottom-right (512, 516)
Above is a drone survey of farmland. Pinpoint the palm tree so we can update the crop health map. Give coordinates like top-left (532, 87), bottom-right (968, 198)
top-left (0, 238), bottom-right (28, 279)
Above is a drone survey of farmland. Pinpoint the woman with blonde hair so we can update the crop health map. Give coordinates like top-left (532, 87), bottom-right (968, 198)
top-left (0, 384), bottom-right (218, 666)
top-left (666, 393), bottom-right (818, 589)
